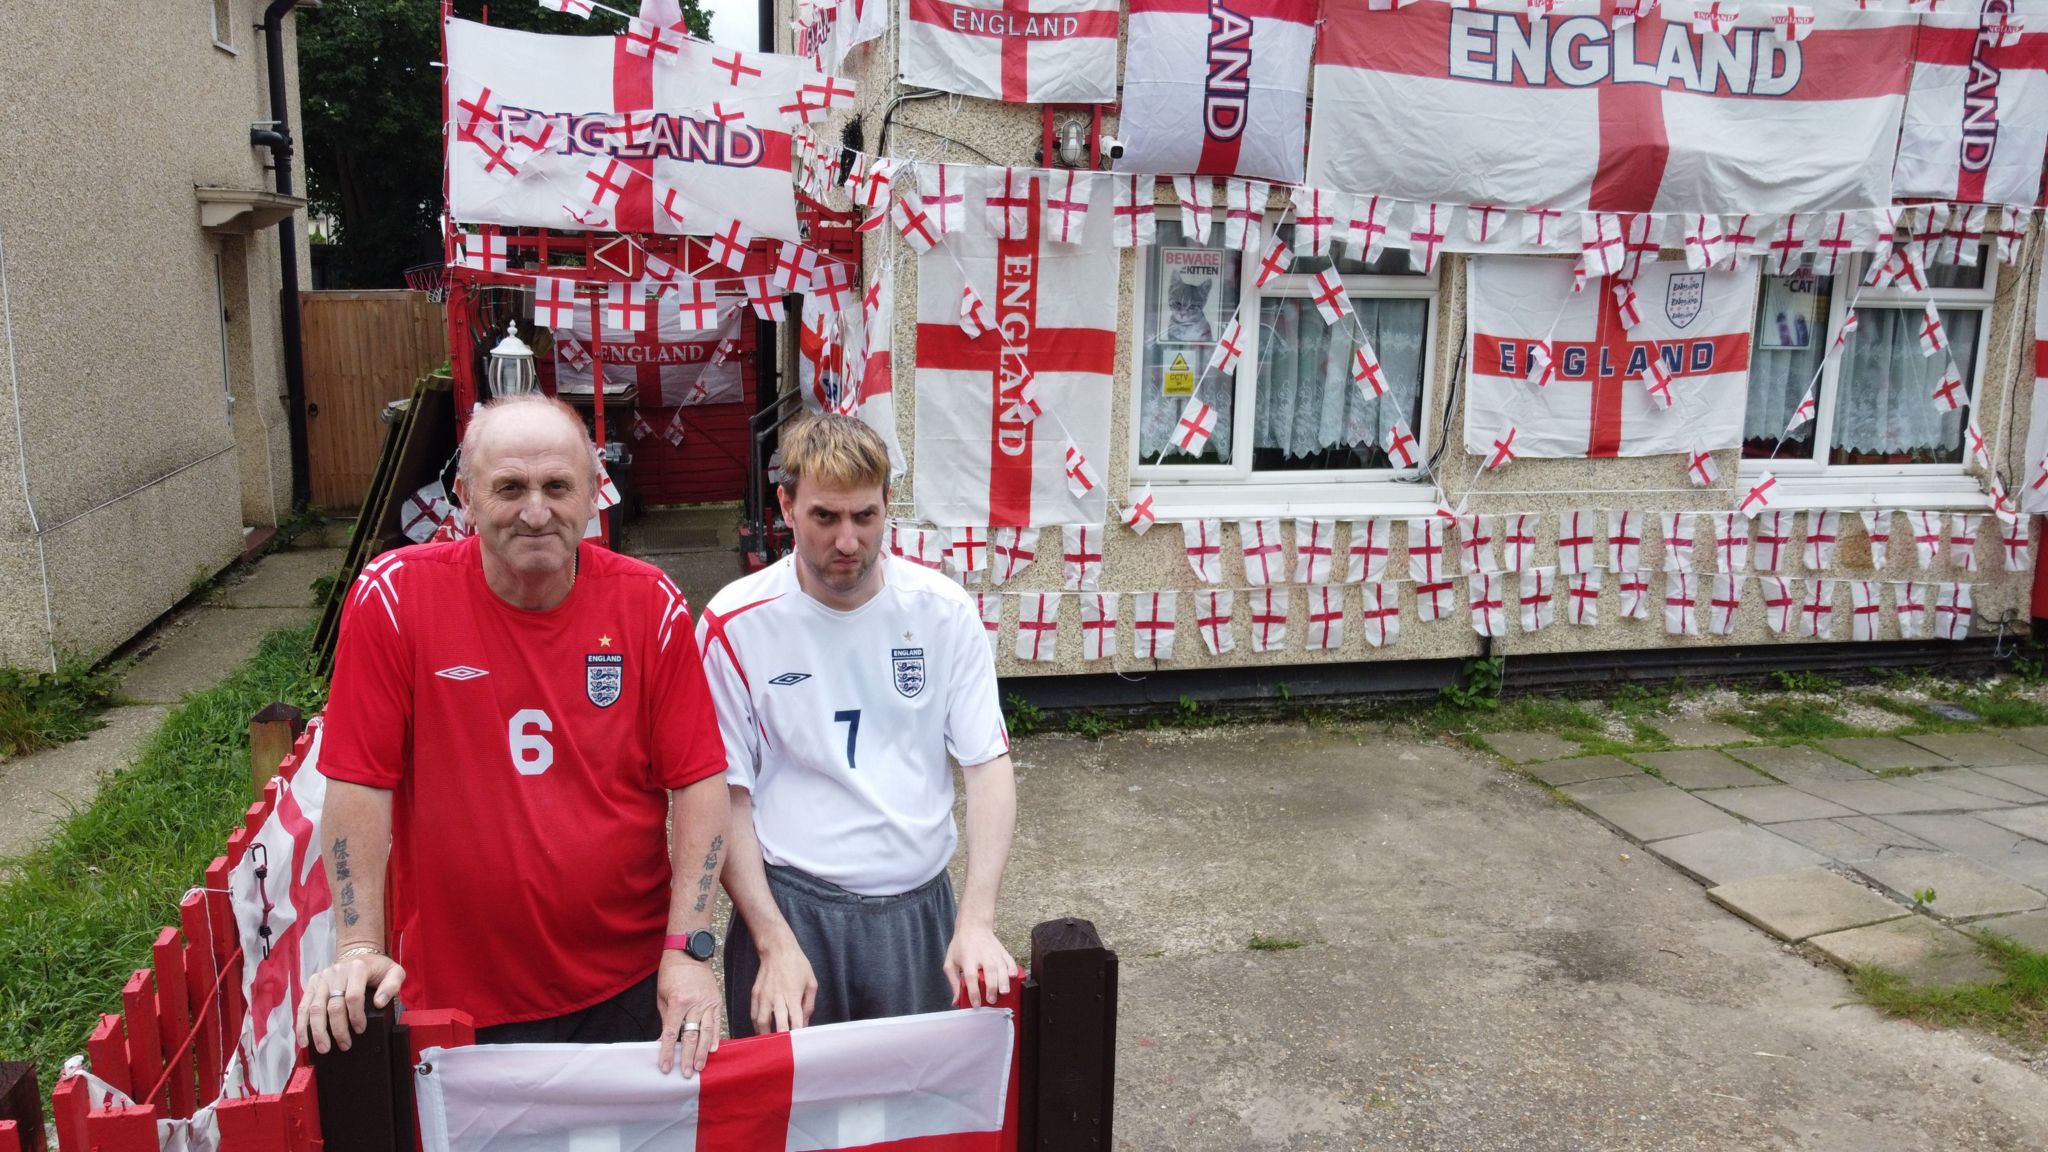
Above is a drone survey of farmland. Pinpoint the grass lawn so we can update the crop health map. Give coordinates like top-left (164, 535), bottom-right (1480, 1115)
top-left (0, 626), bottom-right (327, 1101)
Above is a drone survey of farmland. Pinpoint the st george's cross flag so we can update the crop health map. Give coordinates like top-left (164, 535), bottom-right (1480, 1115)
top-left (417, 1009), bottom-right (1016, 1152)
top-left (902, 0), bottom-right (1121, 103)
top-left (446, 19), bottom-right (846, 242)
top-left (854, 264), bottom-right (910, 479)
top-left (2022, 240), bottom-right (2048, 512)
top-left (1115, 0), bottom-right (1319, 183)
top-left (553, 298), bottom-right (745, 406)
top-left (1306, 5), bottom-right (1916, 218)
top-left (230, 723), bottom-right (333, 1097)
top-left (915, 170), bottom-right (1117, 527)
top-left (1465, 257), bottom-right (1758, 459)
top-left (1894, 8), bottom-right (2048, 207)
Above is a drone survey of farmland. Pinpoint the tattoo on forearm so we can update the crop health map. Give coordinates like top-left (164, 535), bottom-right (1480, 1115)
top-left (692, 834), bottom-right (724, 914)
top-left (332, 838), bottom-right (361, 927)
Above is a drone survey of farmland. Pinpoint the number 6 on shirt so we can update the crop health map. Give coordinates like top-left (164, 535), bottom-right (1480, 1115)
top-left (833, 708), bottom-right (860, 770)
top-left (509, 708), bottom-right (554, 775)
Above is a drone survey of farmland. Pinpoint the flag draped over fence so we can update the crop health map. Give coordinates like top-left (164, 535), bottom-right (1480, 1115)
top-left (915, 171), bottom-right (1117, 528)
top-left (417, 1009), bottom-right (1015, 1152)
top-left (1307, 5), bottom-right (1916, 213)
top-left (1114, 0), bottom-right (1318, 183)
top-left (1465, 257), bottom-right (1759, 458)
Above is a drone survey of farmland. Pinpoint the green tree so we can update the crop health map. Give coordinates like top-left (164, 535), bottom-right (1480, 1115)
top-left (301, 0), bottom-right (711, 289)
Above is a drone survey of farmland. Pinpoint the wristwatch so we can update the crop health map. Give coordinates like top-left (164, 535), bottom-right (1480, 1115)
top-left (664, 930), bottom-right (717, 961)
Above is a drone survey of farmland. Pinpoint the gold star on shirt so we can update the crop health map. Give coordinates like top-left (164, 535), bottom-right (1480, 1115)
top-left (903, 630), bottom-right (915, 643)
top-left (598, 634), bottom-right (613, 648)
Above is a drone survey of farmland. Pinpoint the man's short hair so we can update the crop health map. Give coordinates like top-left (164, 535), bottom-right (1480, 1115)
top-left (457, 393), bottom-right (600, 487)
top-left (779, 415), bottom-right (891, 496)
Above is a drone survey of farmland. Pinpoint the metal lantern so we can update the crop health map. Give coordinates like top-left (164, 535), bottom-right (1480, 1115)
top-left (487, 320), bottom-right (537, 397)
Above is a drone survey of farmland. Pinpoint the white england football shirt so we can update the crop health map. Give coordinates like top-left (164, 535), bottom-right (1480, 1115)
top-left (697, 554), bottom-right (1009, 896)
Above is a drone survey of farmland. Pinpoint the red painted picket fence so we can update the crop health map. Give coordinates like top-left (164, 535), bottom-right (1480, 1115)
top-left (44, 729), bottom-right (324, 1152)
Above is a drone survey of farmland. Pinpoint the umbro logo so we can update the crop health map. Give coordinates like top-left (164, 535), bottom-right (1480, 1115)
top-left (767, 672), bottom-right (811, 686)
top-left (435, 665), bottom-right (490, 681)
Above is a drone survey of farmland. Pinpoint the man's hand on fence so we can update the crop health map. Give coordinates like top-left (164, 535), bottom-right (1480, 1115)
top-left (751, 941), bottom-right (819, 1034)
top-left (295, 950), bottom-right (406, 1053)
top-left (657, 952), bottom-right (721, 1078)
top-left (944, 921), bottom-right (1016, 1008)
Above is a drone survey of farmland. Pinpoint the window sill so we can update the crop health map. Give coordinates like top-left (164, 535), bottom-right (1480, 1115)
top-left (1140, 477), bottom-right (1443, 520)
top-left (213, 41), bottom-right (239, 56)
top-left (1734, 466), bottom-right (1992, 511)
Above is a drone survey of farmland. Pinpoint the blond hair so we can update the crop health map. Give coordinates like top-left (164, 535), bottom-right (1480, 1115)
top-left (779, 415), bottom-right (891, 496)
top-left (458, 393), bottom-right (600, 487)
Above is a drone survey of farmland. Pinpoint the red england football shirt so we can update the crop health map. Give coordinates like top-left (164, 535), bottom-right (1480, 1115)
top-left (320, 537), bottom-right (725, 1027)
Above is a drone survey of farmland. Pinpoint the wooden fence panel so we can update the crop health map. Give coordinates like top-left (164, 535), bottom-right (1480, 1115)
top-left (300, 291), bottom-right (448, 510)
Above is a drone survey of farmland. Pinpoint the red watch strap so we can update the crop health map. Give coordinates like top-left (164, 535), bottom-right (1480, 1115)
top-left (663, 934), bottom-right (693, 951)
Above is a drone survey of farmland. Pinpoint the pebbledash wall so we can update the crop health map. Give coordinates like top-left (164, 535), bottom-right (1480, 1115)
top-left (0, 1), bottom-right (304, 668)
top-left (776, 11), bottom-right (2037, 681)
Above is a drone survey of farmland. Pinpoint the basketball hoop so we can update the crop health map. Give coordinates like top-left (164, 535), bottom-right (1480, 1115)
top-left (403, 261), bottom-right (449, 302)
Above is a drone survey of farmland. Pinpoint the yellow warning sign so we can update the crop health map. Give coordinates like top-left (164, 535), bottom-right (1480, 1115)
top-left (1162, 353), bottom-right (1195, 396)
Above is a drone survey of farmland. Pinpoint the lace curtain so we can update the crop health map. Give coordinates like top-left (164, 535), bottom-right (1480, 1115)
top-left (1254, 297), bottom-right (1428, 463)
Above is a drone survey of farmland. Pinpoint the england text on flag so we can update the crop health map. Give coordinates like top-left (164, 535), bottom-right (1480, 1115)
top-left (902, 0), bottom-right (1122, 104)
top-left (1115, 0), bottom-right (1319, 183)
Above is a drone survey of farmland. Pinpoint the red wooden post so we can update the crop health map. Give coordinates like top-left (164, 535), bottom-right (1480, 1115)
top-left (152, 928), bottom-right (195, 1116)
top-left (282, 1068), bottom-right (323, 1152)
top-left (82, 1105), bottom-right (158, 1152)
top-left (216, 1095), bottom-right (287, 1152)
top-left (179, 891), bottom-right (225, 1102)
top-left (86, 1014), bottom-right (129, 1100)
top-left (121, 970), bottom-right (163, 1108)
top-left (0, 1061), bottom-right (43, 1152)
top-left (206, 855), bottom-right (248, 1045)
top-left (404, 1009), bottom-right (475, 1060)
top-left (0, 1119), bottom-right (19, 1152)
top-left (48, 1075), bottom-right (87, 1152)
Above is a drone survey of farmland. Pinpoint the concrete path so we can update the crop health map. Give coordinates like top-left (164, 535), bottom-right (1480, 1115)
top-left (625, 504), bottom-right (748, 611)
top-left (0, 541), bottom-right (338, 863)
top-left (997, 726), bottom-right (2048, 1151)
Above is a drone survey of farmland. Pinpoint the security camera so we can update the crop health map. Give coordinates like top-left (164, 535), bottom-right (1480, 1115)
top-left (1101, 135), bottom-right (1126, 162)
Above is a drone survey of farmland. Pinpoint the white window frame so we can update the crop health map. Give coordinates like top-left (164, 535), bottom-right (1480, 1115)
top-left (1738, 254), bottom-right (1998, 511)
top-left (1127, 213), bottom-right (1443, 519)
top-left (212, 0), bottom-right (238, 54)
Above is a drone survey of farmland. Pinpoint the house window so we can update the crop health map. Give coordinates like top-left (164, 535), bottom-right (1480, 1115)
top-left (1743, 257), bottom-right (1991, 470)
top-left (1131, 218), bottom-right (1437, 503)
top-left (212, 0), bottom-right (236, 52)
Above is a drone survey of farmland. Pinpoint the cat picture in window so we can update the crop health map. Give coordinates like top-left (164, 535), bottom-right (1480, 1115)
top-left (1158, 247), bottom-right (1223, 344)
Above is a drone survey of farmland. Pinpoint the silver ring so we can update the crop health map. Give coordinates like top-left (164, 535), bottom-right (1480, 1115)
top-left (682, 1022), bottom-right (701, 1034)
top-left (327, 990), bottom-right (346, 999)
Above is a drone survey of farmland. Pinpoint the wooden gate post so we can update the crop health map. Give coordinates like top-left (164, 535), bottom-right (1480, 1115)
top-left (1019, 918), bottom-right (1117, 1152)
top-left (311, 1007), bottom-right (410, 1152)
top-left (249, 703), bottom-right (306, 796)
top-left (0, 1062), bottom-right (43, 1152)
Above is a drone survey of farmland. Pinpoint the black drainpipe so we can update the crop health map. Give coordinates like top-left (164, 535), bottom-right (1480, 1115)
top-left (253, 0), bottom-right (312, 512)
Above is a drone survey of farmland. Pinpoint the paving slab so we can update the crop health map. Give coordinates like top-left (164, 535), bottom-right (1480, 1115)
top-left (1877, 814), bottom-right (2048, 891)
top-left (1974, 762), bottom-right (2048, 796)
top-left (1698, 785), bottom-right (1858, 823)
top-left (1770, 818), bottom-right (1943, 865)
top-left (215, 547), bottom-right (344, 609)
top-left (1972, 909), bottom-right (2048, 951)
top-left (1707, 868), bottom-right (1909, 942)
top-left (1818, 736), bottom-right (1953, 773)
top-left (1788, 777), bottom-right (1952, 817)
top-left (1643, 824), bottom-right (1830, 887)
top-left (1573, 785), bottom-right (1740, 842)
top-left (1910, 768), bottom-right (2048, 806)
top-left (1882, 775), bottom-right (2017, 812)
top-left (1645, 716), bottom-right (1753, 747)
top-left (1856, 854), bottom-right (2048, 920)
top-left (1632, 749), bottom-right (1769, 790)
top-left (119, 606), bottom-right (313, 705)
top-left (1808, 916), bottom-right (2004, 986)
top-left (1521, 755), bottom-right (1638, 787)
top-left (2000, 725), bottom-right (2048, 757)
top-left (1481, 731), bottom-right (1583, 763)
top-left (1976, 805), bottom-right (2048, 843)
top-left (0, 705), bottom-right (169, 863)
top-left (1723, 744), bottom-right (1871, 784)
top-left (1899, 732), bottom-right (2044, 768)
top-left (1558, 774), bottom-right (1669, 801)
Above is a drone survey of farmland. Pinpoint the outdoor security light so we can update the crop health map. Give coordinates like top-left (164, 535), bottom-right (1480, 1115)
top-left (487, 320), bottom-right (537, 397)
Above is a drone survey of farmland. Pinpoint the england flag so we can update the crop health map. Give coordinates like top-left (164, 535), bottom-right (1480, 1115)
top-left (914, 170), bottom-right (1117, 527)
top-left (1466, 257), bottom-right (1759, 458)
top-left (553, 299), bottom-right (744, 406)
top-left (1894, 10), bottom-right (2048, 207)
top-left (1114, 0), bottom-right (1318, 183)
top-left (901, 0), bottom-right (1121, 103)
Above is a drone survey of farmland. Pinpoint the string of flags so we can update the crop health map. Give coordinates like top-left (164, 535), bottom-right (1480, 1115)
top-left (887, 506), bottom-right (2015, 660)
